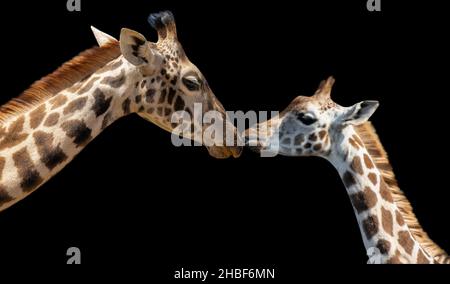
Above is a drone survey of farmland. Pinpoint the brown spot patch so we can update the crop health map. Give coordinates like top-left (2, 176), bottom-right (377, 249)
top-left (417, 249), bottom-right (430, 264)
top-left (92, 89), bottom-right (112, 117)
top-left (313, 144), bottom-right (322, 151)
top-left (122, 98), bottom-right (131, 115)
top-left (50, 95), bottom-right (68, 110)
top-left (0, 116), bottom-right (28, 151)
top-left (308, 133), bottom-right (317, 142)
top-left (135, 94), bottom-right (142, 104)
top-left (167, 88), bottom-right (176, 105)
top-left (12, 147), bottom-right (43, 192)
top-left (362, 215), bottom-right (379, 240)
top-left (396, 210), bottom-right (405, 226)
top-left (377, 239), bottom-right (391, 254)
top-left (159, 89), bottom-right (167, 104)
top-left (343, 171), bottom-right (356, 188)
top-left (61, 120), bottom-right (92, 147)
top-left (101, 70), bottom-right (126, 88)
top-left (63, 97), bottom-right (87, 115)
top-left (351, 156), bottom-right (364, 175)
top-left (398, 230), bottom-right (414, 255)
top-left (281, 137), bottom-right (291, 145)
top-left (379, 180), bottom-right (393, 202)
top-left (0, 186), bottom-right (14, 207)
top-left (381, 207), bottom-right (394, 236)
top-left (350, 186), bottom-right (377, 213)
top-left (363, 153), bottom-right (374, 169)
top-left (101, 112), bottom-right (112, 130)
top-left (44, 113), bottom-right (60, 127)
top-left (29, 105), bottom-right (46, 129)
top-left (145, 89), bottom-right (156, 103)
top-left (174, 96), bottom-right (185, 112)
top-left (387, 250), bottom-right (403, 264)
top-left (294, 134), bottom-right (304, 145)
top-left (318, 130), bottom-right (326, 140)
top-left (33, 131), bottom-right (68, 170)
top-left (368, 172), bottom-right (378, 185)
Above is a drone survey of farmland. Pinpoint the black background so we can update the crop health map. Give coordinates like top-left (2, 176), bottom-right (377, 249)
top-left (0, 0), bottom-right (449, 279)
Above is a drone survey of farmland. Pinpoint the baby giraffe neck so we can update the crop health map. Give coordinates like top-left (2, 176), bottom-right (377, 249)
top-left (0, 57), bottom-right (140, 211)
top-left (327, 126), bottom-right (433, 264)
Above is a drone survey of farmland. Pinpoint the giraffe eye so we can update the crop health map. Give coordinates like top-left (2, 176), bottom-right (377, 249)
top-left (296, 112), bottom-right (317, 125)
top-left (182, 76), bottom-right (201, 91)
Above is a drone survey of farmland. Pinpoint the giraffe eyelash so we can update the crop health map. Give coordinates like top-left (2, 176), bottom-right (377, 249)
top-left (296, 112), bottom-right (317, 125)
top-left (182, 76), bottom-right (201, 91)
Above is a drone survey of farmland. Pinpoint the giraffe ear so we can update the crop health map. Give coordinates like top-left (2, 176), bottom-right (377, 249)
top-left (120, 28), bottom-right (157, 66)
top-left (342, 100), bottom-right (379, 126)
top-left (91, 26), bottom-right (118, 46)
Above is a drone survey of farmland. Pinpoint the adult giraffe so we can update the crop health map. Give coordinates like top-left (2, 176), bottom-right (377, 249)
top-left (0, 11), bottom-right (242, 212)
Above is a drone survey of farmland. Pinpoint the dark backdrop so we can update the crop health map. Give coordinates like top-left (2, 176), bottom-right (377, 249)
top-left (0, 0), bottom-right (449, 278)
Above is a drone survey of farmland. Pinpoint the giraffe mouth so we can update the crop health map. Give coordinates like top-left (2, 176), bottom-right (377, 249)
top-left (205, 145), bottom-right (243, 159)
top-left (138, 113), bottom-right (242, 158)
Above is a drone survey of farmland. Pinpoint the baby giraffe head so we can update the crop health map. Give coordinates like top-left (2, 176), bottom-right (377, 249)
top-left (248, 77), bottom-right (379, 157)
top-left (117, 11), bottom-right (242, 158)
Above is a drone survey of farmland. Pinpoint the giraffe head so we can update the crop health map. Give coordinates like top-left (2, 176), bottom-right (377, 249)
top-left (247, 77), bottom-right (379, 157)
top-left (117, 11), bottom-right (242, 158)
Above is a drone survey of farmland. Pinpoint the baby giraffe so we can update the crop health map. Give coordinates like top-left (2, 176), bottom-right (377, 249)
top-left (246, 77), bottom-right (449, 264)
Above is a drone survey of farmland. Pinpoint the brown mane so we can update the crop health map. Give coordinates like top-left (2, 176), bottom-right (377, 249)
top-left (0, 41), bottom-right (121, 123)
top-left (355, 122), bottom-right (450, 264)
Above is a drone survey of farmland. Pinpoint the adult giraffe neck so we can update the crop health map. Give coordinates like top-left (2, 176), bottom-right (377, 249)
top-left (0, 56), bottom-right (140, 212)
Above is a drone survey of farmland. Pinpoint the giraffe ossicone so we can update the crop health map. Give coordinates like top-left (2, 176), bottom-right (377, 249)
top-left (245, 76), bottom-right (450, 264)
top-left (91, 26), bottom-right (117, 47)
top-left (0, 11), bottom-right (242, 212)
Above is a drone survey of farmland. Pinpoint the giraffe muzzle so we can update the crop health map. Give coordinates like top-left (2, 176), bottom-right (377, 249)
top-left (205, 145), bottom-right (243, 159)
